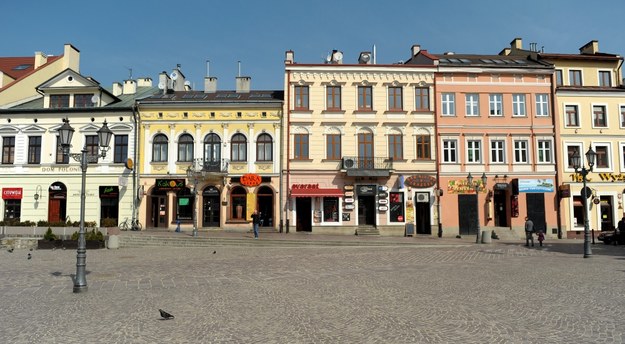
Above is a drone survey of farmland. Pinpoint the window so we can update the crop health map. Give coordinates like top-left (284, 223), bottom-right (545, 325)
top-left (566, 145), bottom-right (582, 169)
top-left (177, 134), bottom-right (194, 162)
top-left (565, 105), bottom-right (579, 127)
top-left (294, 86), bottom-right (309, 110)
top-left (2, 137), bottom-right (15, 164)
top-left (389, 192), bottom-right (405, 223)
top-left (27, 136), bottom-right (41, 164)
top-left (358, 86), bottom-right (373, 111)
top-left (537, 140), bottom-right (552, 163)
top-left (56, 136), bottom-right (69, 164)
top-left (388, 134), bottom-right (403, 160)
top-left (326, 134), bottom-right (341, 160)
top-left (203, 133), bottom-right (221, 162)
top-left (294, 134), bottom-right (309, 160)
top-left (569, 70), bottom-right (582, 86)
top-left (256, 133), bottom-right (273, 161)
top-left (114, 135), bottom-right (128, 164)
top-left (514, 140), bottom-right (529, 163)
top-left (593, 105), bottom-right (607, 127)
top-left (599, 71), bottom-right (611, 87)
top-left (230, 186), bottom-right (247, 220)
top-left (49, 94), bottom-right (69, 108)
top-left (86, 135), bottom-right (99, 163)
top-left (512, 94), bottom-right (526, 116)
top-left (152, 134), bottom-right (168, 162)
top-left (231, 134), bottom-right (247, 162)
top-left (416, 135), bottom-right (430, 160)
top-left (621, 105), bottom-right (625, 127)
top-left (489, 94), bottom-right (503, 116)
top-left (388, 87), bottom-right (403, 111)
top-left (490, 140), bottom-right (505, 163)
top-left (74, 94), bottom-right (94, 108)
top-left (441, 93), bottom-right (455, 116)
top-left (555, 70), bottom-right (563, 86)
top-left (466, 140), bottom-right (481, 163)
top-left (323, 197), bottom-right (339, 222)
top-left (4, 199), bottom-right (20, 222)
top-left (176, 188), bottom-right (193, 221)
top-left (465, 94), bottom-right (479, 116)
top-left (326, 86), bottom-right (341, 111)
top-left (595, 145), bottom-right (609, 169)
top-left (415, 87), bottom-right (430, 110)
top-left (535, 94), bottom-right (549, 117)
top-left (442, 139), bottom-right (457, 163)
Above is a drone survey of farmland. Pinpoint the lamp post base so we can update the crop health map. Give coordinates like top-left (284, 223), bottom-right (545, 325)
top-left (73, 284), bottom-right (88, 293)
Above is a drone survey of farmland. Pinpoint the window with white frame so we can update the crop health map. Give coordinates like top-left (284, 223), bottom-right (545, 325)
top-left (442, 139), bottom-right (457, 163)
top-left (565, 105), bottom-right (579, 127)
top-left (489, 94), bottom-right (503, 116)
top-left (593, 105), bottom-right (607, 127)
top-left (621, 105), bottom-right (625, 128)
top-left (441, 93), bottom-right (455, 116)
top-left (490, 140), bottom-right (505, 163)
top-left (566, 144), bottom-right (583, 169)
top-left (594, 144), bottom-right (610, 169)
top-left (535, 94), bottom-right (549, 117)
top-left (514, 140), bottom-right (529, 163)
top-left (512, 94), bottom-right (526, 116)
top-left (466, 140), bottom-right (481, 163)
top-left (537, 140), bottom-right (552, 163)
top-left (599, 71), bottom-right (611, 87)
top-left (465, 94), bottom-right (479, 116)
top-left (620, 144), bottom-right (625, 171)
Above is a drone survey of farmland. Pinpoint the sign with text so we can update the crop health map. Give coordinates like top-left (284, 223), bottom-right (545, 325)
top-left (155, 179), bottom-right (185, 191)
top-left (519, 179), bottom-right (554, 193)
top-left (2, 188), bottom-right (22, 200)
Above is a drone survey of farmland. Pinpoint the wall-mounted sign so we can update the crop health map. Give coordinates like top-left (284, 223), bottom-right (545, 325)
top-left (519, 179), bottom-right (554, 193)
top-left (344, 185), bottom-right (354, 191)
top-left (447, 180), bottom-right (485, 194)
top-left (2, 188), bottom-right (22, 200)
top-left (344, 191), bottom-right (354, 197)
top-left (405, 174), bottom-right (437, 188)
top-left (342, 213), bottom-right (351, 221)
top-left (203, 186), bottom-right (220, 195)
top-left (378, 192), bottom-right (388, 198)
top-left (344, 198), bottom-right (354, 203)
top-left (494, 183), bottom-right (509, 190)
top-left (344, 204), bottom-right (355, 210)
top-left (99, 186), bottom-right (119, 199)
top-left (378, 185), bottom-right (388, 191)
top-left (378, 199), bottom-right (388, 205)
top-left (559, 184), bottom-right (571, 198)
top-left (241, 173), bottom-right (262, 187)
top-left (357, 185), bottom-right (376, 195)
top-left (156, 179), bottom-right (185, 191)
top-left (378, 205), bottom-right (388, 212)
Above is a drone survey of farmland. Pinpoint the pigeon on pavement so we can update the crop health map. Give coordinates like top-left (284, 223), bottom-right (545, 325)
top-left (159, 309), bottom-right (174, 320)
top-left (27, 253), bottom-right (32, 260)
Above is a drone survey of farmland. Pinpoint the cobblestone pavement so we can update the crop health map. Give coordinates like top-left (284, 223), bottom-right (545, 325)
top-left (1, 239), bottom-right (624, 343)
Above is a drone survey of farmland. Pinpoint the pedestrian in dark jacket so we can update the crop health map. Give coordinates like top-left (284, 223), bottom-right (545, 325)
top-left (251, 210), bottom-right (260, 239)
top-left (525, 217), bottom-right (534, 247)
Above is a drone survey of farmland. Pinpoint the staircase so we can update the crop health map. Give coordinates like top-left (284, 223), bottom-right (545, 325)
top-left (355, 226), bottom-right (379, 236)
top-left (489, 227), bottom-right (524, 242)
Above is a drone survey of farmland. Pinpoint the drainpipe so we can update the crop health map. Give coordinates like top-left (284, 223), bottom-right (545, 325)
top-left (285, 69), bottom-right (291, 233)
top-left (132, 102), bottom-right (139, 229)
top-left (279, 99), bottom-right (284, 233)
top-left (550, 70), bottom-right (563, 239)
top-left (433, 76), bottom-right (442, 238)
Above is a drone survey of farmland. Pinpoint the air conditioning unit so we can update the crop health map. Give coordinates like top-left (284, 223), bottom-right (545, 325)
top-left (343, 158), bottom-right (355, 169)
top-left (416, 192), bottom-right (430, 203)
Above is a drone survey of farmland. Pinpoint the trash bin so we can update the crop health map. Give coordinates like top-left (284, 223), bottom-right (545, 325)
top-left (481, 230), bottom-right (492, 244)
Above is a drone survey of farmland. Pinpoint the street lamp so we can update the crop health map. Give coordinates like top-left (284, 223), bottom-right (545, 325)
top-left (58, 118), bottom-right (112, 293)
top-left (186, 165), bottom-right (205, 238)
top-left (467, 172), bottom-right (487, 244)
top-left (571, 147), bottom-right (597, 258)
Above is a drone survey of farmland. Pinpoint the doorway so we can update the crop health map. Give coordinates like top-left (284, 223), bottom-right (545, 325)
top-left (415, 200), bottom-right (431, 234)
top-left (357, 195), bottom-right (375, 226)
top-left (295, 197), bottom-right (312, 231)
top-left (493, 189), bottom-right (508, 227)
top-left (48, 182), bottom-right (67, 223)
top-left (202, 186), bottom-right (220, 227)
top-left (526, 193), bottom-right (546, 233)
top-left (257, 186), bottom-right (274, 228)
top-left (150, 190), bottom-right (168, 228)
top-left (458, 194), bottom-right (478, 236)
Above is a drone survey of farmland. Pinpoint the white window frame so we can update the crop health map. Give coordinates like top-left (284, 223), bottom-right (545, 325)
top-left (620, 105), bottom-right (625, 128)
top-left (466, 139), bottom-right (482, 163)
top-left (465, 93), bottom-right (479, 117)
top-left (489, 94), bottom-right (503, 116)
top-left (535, 94), bottom-right (549, 117)
top-left (536, 139), bottom-right (553, 164)
top-left (490, 139), bottom-right (505, 163)
top-left (441, 139), bottom-right (458, 163)
top-left (564, 104), bottom-right (580, 128)
top-left (441, 93), bottom-right (455, 116)
top-left (565, 143), bottom-right (583, 171)
top-left (591, 104), bottom-right (608, 128)
top-left (592, 142), bottom-right (612, 172)
top-left (513, 139), bottom-right (529, 164)
top-left (512, 94), bottom-right (526, 117)
top-left (619, 143), bottom-right (625, 172)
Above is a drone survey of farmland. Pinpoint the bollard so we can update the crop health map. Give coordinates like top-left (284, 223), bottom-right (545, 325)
top-left (481, 230), bottom-right (492, 244)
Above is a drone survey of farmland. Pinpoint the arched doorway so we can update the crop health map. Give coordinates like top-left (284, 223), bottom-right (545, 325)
top-left (257, 186), bottom-right (274, 228)
top-left (230, 186), bottom-right (247, 220)
top-left (48, 182), bottom-right (67, 223)
top-left (202, 185), bottom-right (221, 227)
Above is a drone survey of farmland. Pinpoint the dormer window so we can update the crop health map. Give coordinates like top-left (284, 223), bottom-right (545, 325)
top-left (74, 94), bottom-right (94, 108)
top-left (50, 94), bottom-right (69, 108)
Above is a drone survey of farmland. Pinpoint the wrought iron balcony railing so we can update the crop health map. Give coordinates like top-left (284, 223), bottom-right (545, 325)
top-left (190, 158), bottom-right (230, 173)
top-left (341, 156), bottom-right (392, 170)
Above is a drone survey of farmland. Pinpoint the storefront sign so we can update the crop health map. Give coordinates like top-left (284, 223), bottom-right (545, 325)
top-left (156, 179), bottom-right (185, 191)
top-left (357, 185), bottom-right (376, 196)
top-left (344, 191), bottom-right (354, 197)
top-left (344, 198), bottom-right (354, 203)
top-left (405, 174), bottom-right (437, 188)
top-left (344, 185), bottom-right (354, 191)
top-left (292, 183), bottom-right (319, 189)
top-left (241, 173), bottom-right (262, 187)
top-left (378, 192), bottom-right (388, 198)
top-left (99, 186), bottom-right (119, 198)
top-left (559, 184), bottom-right (571, 198)
top-left (519, 179), bottom-right (554, 193)
top-left (378, 205), bottom-right (388, 212)
top-left (447, 180), bottom-right (485, 194)
top-left (344, 204), bottom-right (355, 210)
top-left (2, 188), bottom-right (22, 200)
top-left (203, 186), bottom-right (220, 196)
top-left (494, 183), bottom-right (509, 190)
top-left (378, 199), bottom-right (388, 205)
top-left (378, 185), bottom-right (388, 191)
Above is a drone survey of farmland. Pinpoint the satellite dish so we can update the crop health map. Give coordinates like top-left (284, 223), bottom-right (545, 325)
top-left (332, 51), bottom-right (343, 62)
top-left (91, 95), bottom-right (100, 104)
top-left (170, 71), bottom-right (179, 80)
top-left (184, 80), bottom-right (191, 86)
top-left (361, 53), bottom-right (371, 62)
top-left (325, 54), bottom-right (331, 63)
top-left (158, 82), bottom-right (166, 90)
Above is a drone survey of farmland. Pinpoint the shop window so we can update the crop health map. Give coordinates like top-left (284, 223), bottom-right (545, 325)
top-left (230, 186), bottom-right (247, 220)
top-left (323, 197), bottom-right (339, 222)
top-left (3, 199), bottom-right (21, 221)
top-left (176, 188), bottom-right (193, 221)
top-left (389, 192), bottom-right (405, 222)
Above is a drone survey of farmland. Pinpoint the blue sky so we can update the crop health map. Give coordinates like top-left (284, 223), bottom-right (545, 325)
top-left (3, 0), bottom-right (624, 91)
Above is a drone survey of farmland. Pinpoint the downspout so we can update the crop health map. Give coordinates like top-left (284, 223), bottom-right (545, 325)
top-left (279, 99), bottom-right (284, 233)
top-left (132, 101), bottom-right (139, 229)
top-left (550, 69), bottom-right (563, 238)
top-left (285, 69), bottom-right (291, 233)
top-left (433, 73), bottom-right (442, 237)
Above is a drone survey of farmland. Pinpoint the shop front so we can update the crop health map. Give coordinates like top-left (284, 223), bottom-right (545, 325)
top-left (2, 187), bottom-right (22, 222)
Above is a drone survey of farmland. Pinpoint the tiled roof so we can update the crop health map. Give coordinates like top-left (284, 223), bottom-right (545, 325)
top-left (0, 55), bottom-right (62, 80)
top-left (433, 54), bottom-right (550, 68)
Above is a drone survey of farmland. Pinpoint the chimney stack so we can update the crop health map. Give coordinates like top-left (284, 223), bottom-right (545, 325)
top-left (411, 45), bottom-right (421, 56)
top-left (580, 40), bottom-right (599, 55)
top-left (204, 77), bottom-right (217, 93)
top-left (236, 76), bottom-right (251, 93)
top-left (112, 82), bottom-right (123, 96)
top-left (285, 50), bottom-right (294, 64)
top-left (123, 79), bottom-right (137, 95)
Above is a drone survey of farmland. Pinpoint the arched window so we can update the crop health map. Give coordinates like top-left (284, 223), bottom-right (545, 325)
top-left (203, 133), bottom-right (221, 162)
top-left (231, 134), bottom-right (247, 162)
top-left (153, 134), bottom-right (168, 162)
top-left (230, 186), bottom-right (247, 220)
top-left (256, 133), bottom-right (273, 161)
top-left (178, 134), bottom-right (194, 162)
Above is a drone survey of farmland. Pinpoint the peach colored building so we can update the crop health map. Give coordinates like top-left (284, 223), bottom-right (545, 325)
top-left (407, 48), bottom-right (557, 238)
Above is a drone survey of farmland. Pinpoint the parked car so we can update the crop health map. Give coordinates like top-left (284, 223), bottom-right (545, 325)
top-left (598, 229), bottom-right (625, 245)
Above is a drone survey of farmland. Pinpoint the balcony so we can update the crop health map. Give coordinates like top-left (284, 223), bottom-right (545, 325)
top-left (341, 156), bottom-right (392, 177)
top-left (190, 158), bottom-right (230, 174)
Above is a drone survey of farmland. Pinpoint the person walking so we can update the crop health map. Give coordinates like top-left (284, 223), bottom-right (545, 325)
top-left (525, 216), bottom-right (534, 247)
top-left (537, 231), bottom-right (545, 247)
top-left (251, 210), bottom-right (260, 239)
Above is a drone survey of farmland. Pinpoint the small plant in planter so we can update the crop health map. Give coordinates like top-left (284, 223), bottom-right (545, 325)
top-left (70, 228), bottom-right (105, 249)
top-left (43, 227), bottom-right (58, 241)
top-left (38, 227), bottom-right (62, 249)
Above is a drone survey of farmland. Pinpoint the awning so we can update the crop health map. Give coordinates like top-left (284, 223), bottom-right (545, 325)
top-left (290, 188), bottom-right (344, 198)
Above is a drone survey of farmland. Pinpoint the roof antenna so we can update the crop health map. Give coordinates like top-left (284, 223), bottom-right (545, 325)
top-left (125, 66), bottom-right (133, 80)
top-left (206, 60), bottom-right (210, 77)
top-left (238, 61), bottom-right (241, 77)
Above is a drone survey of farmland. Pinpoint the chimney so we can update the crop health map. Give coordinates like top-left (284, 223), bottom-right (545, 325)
top-left (204, 77), bottom-right (217, 93)
top-left (511, 38), bottom-right (523, 50)
top-left (62, 43), bottom-right (80, 72)
top-left (158, 71), bottom-right (171, 94)
top-left (500, 48), bottom-right (511, 56)
top-left (285, 50), bottom-right (294, 64)
top-left (580, 40), bottom-right (599, 55)
top-left (171, 67), bottom-right (186, 91)
top-left (112, 82), bottom-right (123, 96)
top-left (236, 76), bottom-right (251, 93)
top-left (411, 44), bottom-right (421, 56)
top-left (34, 51), bottom-right (48, 69)
top-left (123, 79), bottom-right (137, 95)
top-left (137, 77), bottom-right (152, 87)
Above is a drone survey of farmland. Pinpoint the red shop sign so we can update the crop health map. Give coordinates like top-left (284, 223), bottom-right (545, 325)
top-left (3, 188), bottom-right (23, 200)
top-left (241, 173), bottom-right (262, 187)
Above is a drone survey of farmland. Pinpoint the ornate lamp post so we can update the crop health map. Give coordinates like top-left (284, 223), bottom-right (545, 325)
top-left (467, 172), bottom-right (487, 244)
top-left (58, 118), bottom-right (112, 293)
top-left (186, 165), bottom-right (205, 238)
top-left (570, 147), bottom-right (597, 258)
